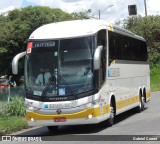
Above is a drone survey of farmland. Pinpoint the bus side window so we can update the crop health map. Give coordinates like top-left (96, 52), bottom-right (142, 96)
top-left (109, 33), bottom-right (116, 65)
top-left (97, 30), bottom-right (107, 87)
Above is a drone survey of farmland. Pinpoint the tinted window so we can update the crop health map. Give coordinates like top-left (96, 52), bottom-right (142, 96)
top-left (109, 31), bottom-right (148, 62)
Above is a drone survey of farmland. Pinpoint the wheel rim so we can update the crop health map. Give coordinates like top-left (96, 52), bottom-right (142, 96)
top-left (142, 96), bottom-right (145, 107)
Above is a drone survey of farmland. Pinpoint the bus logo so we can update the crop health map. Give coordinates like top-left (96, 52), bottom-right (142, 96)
top-left (57, 109), bottom-right (62, 114)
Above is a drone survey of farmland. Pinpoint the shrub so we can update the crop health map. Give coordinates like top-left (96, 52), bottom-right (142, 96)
top-left (150, 64), bottom-right (160, 91)
top-left (4, 96), bottom-right (26, 116)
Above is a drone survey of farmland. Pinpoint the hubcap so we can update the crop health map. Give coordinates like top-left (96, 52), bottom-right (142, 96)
top-left (142, 96), bottom-right (145, 103)
top-left (142, 96), bottom-right (145, 106)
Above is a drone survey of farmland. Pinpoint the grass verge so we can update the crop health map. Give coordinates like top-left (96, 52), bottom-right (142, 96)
top-left (150, 64), bottom-right (160, 92)
top-left (0, 116), bottom-right (28, 136)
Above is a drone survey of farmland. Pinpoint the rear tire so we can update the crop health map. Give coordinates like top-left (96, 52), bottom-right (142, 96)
top-left (106, 104), bottom-right (115, 127)
top-left (47, 126), bottom-right (58, 132)
top-left (141, 93), bottom-right (145, 111)
top-left (136, 91), bottom-right (145, 112)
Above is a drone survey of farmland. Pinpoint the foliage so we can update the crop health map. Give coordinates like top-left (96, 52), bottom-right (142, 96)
top-left (150, 64), bottom-right (160, 91)
top-left (2, 96), bottom-right (26, 116)
top-left (72, 9), bottom-right (91, 19)
top-left (0, 116), bottom-right (27, 135)
top-left (0, 47), bottom-right (8, 53)
top-left (122, 15), bottom-right (160, 65)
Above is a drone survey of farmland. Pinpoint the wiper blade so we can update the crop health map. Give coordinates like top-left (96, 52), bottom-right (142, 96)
top-left (41, 74), bottom-right (77, 100)
top-left (58, 74), bottom-right (77, 99)
top-left (41, 75), bottom-right (56, 98)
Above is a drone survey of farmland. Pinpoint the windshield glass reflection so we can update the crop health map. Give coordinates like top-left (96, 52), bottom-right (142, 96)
top-left (25, 37), bottom-right (95, 97)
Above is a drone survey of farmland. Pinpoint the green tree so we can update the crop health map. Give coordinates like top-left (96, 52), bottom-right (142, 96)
top-left (72, 9), bottom-right (92, 20)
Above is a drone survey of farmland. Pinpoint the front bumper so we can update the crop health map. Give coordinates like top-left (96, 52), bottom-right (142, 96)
top-left (26, 105), bottom-right (110, 126)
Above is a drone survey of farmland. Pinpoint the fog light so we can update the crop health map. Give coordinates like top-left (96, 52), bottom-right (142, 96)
top-left (31, 118), bottom-right (35, 121)
top-left (88, 114), bottom-right (92, 119)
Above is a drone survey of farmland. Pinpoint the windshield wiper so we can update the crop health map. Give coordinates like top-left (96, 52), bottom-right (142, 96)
top-left (41, 74), bottom-right (77, 100)
top-left (41, 75), bottom-right (56, 98)
top-left (58, 74), bottom-right (77, 99)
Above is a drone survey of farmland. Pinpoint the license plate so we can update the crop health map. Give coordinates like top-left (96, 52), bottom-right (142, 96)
top-left (54, 117), bottom-right (66, 122)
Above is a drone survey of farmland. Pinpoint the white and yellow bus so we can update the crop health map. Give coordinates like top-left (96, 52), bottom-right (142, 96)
top-left (12, 19), bottom-right (151, 131)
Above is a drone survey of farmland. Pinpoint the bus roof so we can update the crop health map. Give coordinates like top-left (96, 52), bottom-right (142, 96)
top-left (29, 19), bottom-right (145, 41)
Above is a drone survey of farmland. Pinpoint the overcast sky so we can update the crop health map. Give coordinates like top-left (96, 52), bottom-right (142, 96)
top-left (0, 0), bottom-right (160, 22)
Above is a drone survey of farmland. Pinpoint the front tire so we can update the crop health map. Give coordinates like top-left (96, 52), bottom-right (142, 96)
top-left (141, 93), bottom-right (145, 111)
top-left (136, 91), bottom-right (145, 112)
top-left (106, 105), bottom-right (115, 126)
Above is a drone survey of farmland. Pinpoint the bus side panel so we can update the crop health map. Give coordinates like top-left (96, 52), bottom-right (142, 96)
top-left (100, 60), bottom-right (150, 116)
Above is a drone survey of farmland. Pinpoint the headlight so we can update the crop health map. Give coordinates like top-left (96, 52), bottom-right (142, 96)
top-left (25, 100), bottom-right (41, 111)
top-left (93, 97), bottom-right (101, 105)
top-left (78, 98), bottom-right (101, 109)
top-left (78, 102), bottom-right (92, 109)
top-left (26, 104), bottom-right (40, 111)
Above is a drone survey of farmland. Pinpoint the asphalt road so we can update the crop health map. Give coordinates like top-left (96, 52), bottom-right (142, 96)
top-left (2, 91), bottom-right (160, 143)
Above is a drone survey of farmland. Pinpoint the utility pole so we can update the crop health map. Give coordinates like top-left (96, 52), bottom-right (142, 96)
top-left (99, 4), bottom-right (114, 19)
top-left (99, 10), bottom-right (101, 19)
top-left (144, 0), bottom-right (147, 16)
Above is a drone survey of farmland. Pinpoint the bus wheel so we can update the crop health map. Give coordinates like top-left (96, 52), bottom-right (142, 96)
top-left (141, 92), bottom-right (146, 111)
top-left (136, 91), bottom-right (145, 112)
top-left (47, 126), bottom-right (58, 132)
top-left (107, 105), bottom-right (115, 126)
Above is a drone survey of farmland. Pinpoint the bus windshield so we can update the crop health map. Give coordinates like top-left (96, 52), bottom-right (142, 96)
top-left (25, 37), bottom-right (95, 97)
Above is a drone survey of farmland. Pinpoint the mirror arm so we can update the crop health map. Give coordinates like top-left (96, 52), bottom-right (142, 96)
top-left (12, 52), bottom-right (26, 74)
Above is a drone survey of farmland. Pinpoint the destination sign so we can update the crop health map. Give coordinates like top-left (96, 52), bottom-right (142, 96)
top-left (33, 41), bottom-right (56, 48)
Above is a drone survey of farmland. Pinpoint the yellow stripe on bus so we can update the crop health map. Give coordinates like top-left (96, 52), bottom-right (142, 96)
top-left (116, 96), bottom-right (139, 110)
top-left (146, 91), bottom-right (151, 99)
top-left (116, 91), bottom-right (151, 110)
